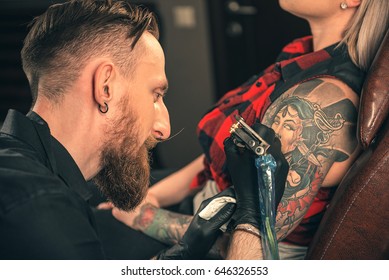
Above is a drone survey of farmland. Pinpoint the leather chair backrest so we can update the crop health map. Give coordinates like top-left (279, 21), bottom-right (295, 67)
top-left (306, 29), bottom-right (389, 259)
top-left (358, 29), bottom-right (389, 149)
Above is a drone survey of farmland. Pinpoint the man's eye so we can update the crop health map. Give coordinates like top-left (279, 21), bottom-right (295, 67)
top-left (153, 92), bottom-right (163, 103)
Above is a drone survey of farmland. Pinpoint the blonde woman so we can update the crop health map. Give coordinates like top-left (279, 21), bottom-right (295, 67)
top-left (106, 0), bottom-right (389, 260)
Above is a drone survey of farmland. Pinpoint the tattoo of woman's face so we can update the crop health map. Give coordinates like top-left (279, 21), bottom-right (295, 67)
top-left (271, 105), bottom-right (304, 154)
top-left (264, 94), bottom-right (348, 194)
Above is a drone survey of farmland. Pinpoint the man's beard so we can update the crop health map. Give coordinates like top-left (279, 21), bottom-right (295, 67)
top-left (93, 105), bottom-right (158, 211)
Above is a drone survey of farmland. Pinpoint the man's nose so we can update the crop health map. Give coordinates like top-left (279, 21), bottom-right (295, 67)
top-left (152, 102), bottom-right (170, 140)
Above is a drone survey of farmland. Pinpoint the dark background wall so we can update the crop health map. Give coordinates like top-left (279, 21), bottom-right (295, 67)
top-left (0, 0), bottom-right (309, 169)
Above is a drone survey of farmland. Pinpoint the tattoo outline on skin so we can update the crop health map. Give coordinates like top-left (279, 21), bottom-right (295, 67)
top-left (262, 79), bottom-right (358, 239)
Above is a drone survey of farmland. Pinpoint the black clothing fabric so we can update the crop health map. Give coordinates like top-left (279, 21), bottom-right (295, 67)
top-left (0, 110), bottom-right (105, 259)
top-left (93, 208), bottom-right (169, 259)
top-left (88, 170), bottom-right (179, 260)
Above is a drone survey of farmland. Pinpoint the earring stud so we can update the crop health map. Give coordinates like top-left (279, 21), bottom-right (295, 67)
top-left (340, 2), bottom-right (348, 10)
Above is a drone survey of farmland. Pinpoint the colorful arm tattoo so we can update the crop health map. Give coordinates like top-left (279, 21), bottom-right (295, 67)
top-left (133, 203), bottom-right (193, 245)
top-left (262, 79), bottom-right (359, 239)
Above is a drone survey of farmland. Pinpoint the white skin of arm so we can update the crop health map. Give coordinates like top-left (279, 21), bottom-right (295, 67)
top-left (148, 154), bottom-right (205, 207)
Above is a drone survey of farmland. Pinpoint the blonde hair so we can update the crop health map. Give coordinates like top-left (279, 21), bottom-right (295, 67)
top-left (341, 0), bottom-right (389, 70)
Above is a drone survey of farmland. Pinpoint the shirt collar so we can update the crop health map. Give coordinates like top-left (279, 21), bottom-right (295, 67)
top-left (278, 38), bottom-right (344, 81)
top-left (1, 109), bottom-right (92, 201)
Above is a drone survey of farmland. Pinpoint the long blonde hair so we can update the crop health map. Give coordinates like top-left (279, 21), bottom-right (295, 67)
top-left (341, 0), bottom-right (389, 70)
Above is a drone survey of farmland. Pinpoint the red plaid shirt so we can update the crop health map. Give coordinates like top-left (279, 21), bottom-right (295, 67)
top-left (191, 36), bottom-right (365, 246)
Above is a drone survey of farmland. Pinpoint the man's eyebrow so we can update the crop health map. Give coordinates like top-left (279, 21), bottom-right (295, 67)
top-left (159, 80), bottom-right (169, 95)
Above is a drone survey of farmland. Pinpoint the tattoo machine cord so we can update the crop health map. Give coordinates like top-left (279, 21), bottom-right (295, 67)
top-left (230, 115), bottom-right (280, 260)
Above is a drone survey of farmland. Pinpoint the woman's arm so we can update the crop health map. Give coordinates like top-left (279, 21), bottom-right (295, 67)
top-left (149, 154), bottom-right (205, 207)
top-left (262, 78), bottom-right (361, 240)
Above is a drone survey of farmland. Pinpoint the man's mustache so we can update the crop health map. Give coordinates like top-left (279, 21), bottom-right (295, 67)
top-left (144, 136), bottom-right (159, 150)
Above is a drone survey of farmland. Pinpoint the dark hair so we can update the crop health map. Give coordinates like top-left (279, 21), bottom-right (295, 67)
top-left (21, 0), bottom-right (159, 103)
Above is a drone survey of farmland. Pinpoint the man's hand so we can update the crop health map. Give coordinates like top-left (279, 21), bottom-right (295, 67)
top-left (224, 122), bottom-right (288, 229)
top-left (155, 188), bottom-right (236, 259)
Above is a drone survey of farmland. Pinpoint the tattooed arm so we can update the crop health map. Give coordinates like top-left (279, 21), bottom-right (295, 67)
top-left (130, 203), bottom-right (192, 245)
top-left (262, 78), bottom-right (361, 240)
top-left (107, 155), bottom-right (205, 245)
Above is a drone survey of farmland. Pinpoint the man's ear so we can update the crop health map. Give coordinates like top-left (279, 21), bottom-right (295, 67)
top-left (93, 62), bottom-right (115, 108)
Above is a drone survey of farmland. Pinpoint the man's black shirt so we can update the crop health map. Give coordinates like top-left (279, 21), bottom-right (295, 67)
top-left (0, 110), bottom-right (105, 259)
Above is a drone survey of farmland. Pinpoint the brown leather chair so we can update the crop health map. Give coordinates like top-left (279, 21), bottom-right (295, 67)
top-left (306, 29), bottom-right (389, 259)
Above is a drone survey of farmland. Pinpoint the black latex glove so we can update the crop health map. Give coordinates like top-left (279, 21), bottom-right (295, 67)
top-left (252, 122), bottom-right (289, 202)
top-left (224, 122), bottom-right (289, 229)
top-left (155, 188), bottom-right (236, 260)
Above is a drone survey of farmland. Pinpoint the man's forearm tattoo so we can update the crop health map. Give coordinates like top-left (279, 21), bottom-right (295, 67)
top-left (133, 203), bottom-right (193, 245)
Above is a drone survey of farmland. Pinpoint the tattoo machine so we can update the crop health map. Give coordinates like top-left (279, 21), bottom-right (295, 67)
top-left (229, 114), bottom-right (280, 260)
top-left (229, 115), bottom-right (270, 155)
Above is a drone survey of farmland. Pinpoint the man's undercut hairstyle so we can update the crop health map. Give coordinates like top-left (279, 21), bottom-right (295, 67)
top-left (21, 0), bottom-right (159, 103)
